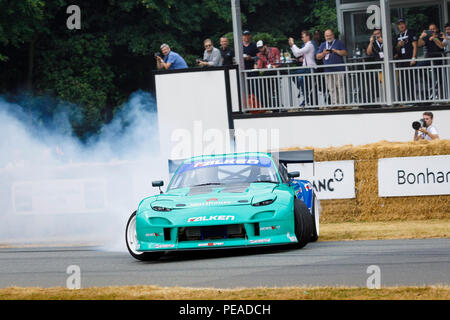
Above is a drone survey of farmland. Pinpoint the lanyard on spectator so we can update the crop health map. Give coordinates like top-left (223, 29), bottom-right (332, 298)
top-left (398, 30), bottom-right (408, 41)
top-left (326, 40), bottom-right (335, 50)
top-left (376, 40), bottom-right (383, 49)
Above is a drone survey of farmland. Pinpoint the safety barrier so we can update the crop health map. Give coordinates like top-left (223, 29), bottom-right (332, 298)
top-left (242, 56), bottom-right (450, 111)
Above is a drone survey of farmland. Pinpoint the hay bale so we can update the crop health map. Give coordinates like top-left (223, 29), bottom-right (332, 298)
top-left (288, 140), bottom-right (450, 222)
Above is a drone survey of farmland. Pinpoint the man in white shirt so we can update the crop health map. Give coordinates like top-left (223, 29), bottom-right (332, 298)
top-left (414, 112), bottom-right (440, 141)
top-left (289, 31), bottom-right (317, 107)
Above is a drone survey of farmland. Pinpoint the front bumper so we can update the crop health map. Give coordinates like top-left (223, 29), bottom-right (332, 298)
top-left (136, 206), bottom-right (297, 252)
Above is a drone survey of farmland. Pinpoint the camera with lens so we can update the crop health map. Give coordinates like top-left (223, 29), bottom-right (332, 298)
top-left (426, 30), bottom-right (434, 37)
top-left (154, 52), bottom-right (162, 58)
top-left (412, 119), bottom-right (427, 130)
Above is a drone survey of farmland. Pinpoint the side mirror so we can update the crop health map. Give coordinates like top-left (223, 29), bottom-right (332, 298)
top-left (152, 181), bottom-right (164, 187)
top-left (288, 171), bottom-right (300, 179)
top-left (152, 180), bottom-right (164, 194)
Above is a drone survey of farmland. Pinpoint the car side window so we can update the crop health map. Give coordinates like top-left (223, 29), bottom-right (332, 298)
top-left (278, 163), bottom-right (289, 184)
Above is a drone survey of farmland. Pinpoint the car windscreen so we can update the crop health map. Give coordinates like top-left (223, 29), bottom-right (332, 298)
top-left (168, 156), bottom-right (279, 190)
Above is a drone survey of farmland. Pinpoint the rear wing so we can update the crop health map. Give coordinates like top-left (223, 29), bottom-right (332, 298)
top-left (277, 150), bottom-right (314, 164)
top-left (275, 150), bottom-right (315, 176)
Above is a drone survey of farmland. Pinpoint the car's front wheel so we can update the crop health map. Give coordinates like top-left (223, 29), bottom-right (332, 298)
top-left (126, 211), bottom-right (163, 261)
top-left (293, 198), bottom-right (313, 249)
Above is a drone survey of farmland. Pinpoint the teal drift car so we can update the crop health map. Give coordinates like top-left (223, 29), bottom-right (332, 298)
top-left (125, 151), bottom-right (320, 261)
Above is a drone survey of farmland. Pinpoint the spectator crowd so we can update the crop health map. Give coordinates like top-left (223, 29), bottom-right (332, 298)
top-left (155, 19), bottom-right (450, 107)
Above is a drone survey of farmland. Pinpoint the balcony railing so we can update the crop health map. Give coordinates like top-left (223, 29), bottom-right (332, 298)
top-left (241, 55), bottom-right (450, 112)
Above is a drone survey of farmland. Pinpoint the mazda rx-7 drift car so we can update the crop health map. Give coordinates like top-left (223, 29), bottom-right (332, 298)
top-left (126, 151), bottom-right (320, 261)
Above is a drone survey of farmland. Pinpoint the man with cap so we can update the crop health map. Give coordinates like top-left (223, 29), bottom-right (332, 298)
top-left (393, 18), bottom-right (418, 101)
top-left (254, 40), bottom-right (282, 109)
top-left (255, 40), bottom-right (281, 69)
top-left (242, 30), bottom-right (259, 70)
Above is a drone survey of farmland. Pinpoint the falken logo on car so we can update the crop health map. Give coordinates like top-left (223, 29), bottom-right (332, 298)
top-left (188, 215), bottom-right (235, 222)
top-left (194, 159), bottom-right (260, 168)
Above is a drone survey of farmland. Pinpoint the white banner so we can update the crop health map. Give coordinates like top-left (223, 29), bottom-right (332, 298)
top-left (378, 155), bottom-right (450, 197)
top-left (288, 161), bottom-right (355, 200)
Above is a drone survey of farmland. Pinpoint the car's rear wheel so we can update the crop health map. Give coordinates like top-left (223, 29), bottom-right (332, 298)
top-left (293, 198), bottom-right (313, 249)
top-left (310, 193), bottom-right (320, 242)
top-left (126, 211), bottom-right (163, 261)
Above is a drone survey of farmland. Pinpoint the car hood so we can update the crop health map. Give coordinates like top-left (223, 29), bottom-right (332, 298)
top-left (150, 183), bottom-right (278, 209)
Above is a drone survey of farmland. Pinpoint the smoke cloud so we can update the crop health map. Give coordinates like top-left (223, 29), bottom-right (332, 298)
top-left (0, 91), bottom-right (167, 251)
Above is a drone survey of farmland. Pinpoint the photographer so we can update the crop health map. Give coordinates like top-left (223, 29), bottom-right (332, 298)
top-left (413, 112), bottom-right (440, 141)
top-left (418, 24), bottom-right (445, 58)
top-left (367, 29), bottom-right (384, 61)
top-left (156, 44), bottom-right (188, 70)
top-left (366, 29), bottom-right (384, 103)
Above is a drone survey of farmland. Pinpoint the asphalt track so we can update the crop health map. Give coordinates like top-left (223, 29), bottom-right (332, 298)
top-left (0, 238), bottom-right (449, 288)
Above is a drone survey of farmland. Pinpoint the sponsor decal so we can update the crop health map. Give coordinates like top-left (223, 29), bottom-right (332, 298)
top-left (260, 226), bottom-right (280, 231)
top-left (206, 198), bottom-right (218, 202)
top-left (187, 215), bottom-right (235, 222)
top-left (249, 238), bottom-right (271, 244)
top-left (287, 232), bottom-right (297, 242)
top-left (145, 233), bottom-right (161, 237)
top-left (178, 157), bottom-right (273, 173)
top-left (190, 201), bottom-right (232, 207)
top-left (154, 244), bottom-right (175, 249)
top-left (198, 242), bottom-right (225, 247)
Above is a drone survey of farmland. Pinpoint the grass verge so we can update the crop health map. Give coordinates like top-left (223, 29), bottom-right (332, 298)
top-left (319, 219), bottom-right (450, 241)
top-left (0, 285), bottom-right (449, 300)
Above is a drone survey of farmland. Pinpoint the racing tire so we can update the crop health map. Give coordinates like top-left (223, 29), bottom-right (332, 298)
top-left (126, 211), bottom-right (164, 261)
top-left (293, 198), bottom-right (313, 249)
top-left (310, 193), bottom-right (320, 242)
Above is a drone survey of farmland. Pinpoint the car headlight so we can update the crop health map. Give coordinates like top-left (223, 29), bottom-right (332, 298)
top-left (151, 205), bottom-right (172, 212)
top-left (252, 199), bottom-right (275, 207)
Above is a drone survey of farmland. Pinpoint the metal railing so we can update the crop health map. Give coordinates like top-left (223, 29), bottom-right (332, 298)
top-left (391, 57), bottom-right (450, 104)
top-left (241, 56), bottom-right (450, 112)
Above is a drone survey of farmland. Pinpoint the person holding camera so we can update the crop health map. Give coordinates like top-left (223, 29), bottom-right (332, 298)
top-left (197, 39), bottom-right (222, 67)
top-left (418, 23), bottom-right (445, 99)
top-left (418, 24), bottom-right (445, 58)
top-left (289, 31), bottom-right (317, 107)
top-left (367, 29), bottom-right (384, 61)
top-left (156, 44), bottom-right (188, 70)
top-left (316, 29), bottom-right (347, 105)
top-left (413, 112), bottom-right (440, 141)
top-left (366, 29), bottom-right (384, 102)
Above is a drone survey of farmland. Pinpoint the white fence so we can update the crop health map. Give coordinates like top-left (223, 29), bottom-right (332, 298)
top-left (242, 56), bottom-right (450, 111)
